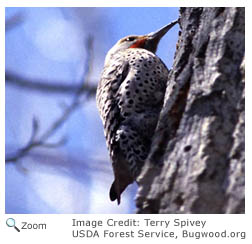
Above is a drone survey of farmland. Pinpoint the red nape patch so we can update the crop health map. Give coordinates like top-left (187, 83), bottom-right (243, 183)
top-left (129, 39), bottom-right (146, 48)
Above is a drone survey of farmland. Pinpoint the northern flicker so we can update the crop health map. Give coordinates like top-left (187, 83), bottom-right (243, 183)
top-left (96, 20), bottom-right (178, 204)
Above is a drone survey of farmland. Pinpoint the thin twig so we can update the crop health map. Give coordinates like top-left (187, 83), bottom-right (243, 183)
top-left (5, 70), bottom-right (97, 95)
top-left (6, 37), bottom-right (96, 163)
top-left (5, 13), bottom-right (24, 31)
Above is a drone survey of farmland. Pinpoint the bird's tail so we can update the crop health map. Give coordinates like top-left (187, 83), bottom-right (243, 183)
top-left (109, 181), bottom-right (121, 204)
top-left (109, 177), bottom-right (133, 205)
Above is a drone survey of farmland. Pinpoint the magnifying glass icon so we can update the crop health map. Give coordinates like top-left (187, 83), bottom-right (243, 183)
top-left (6, 218), bottom-right (20, 232)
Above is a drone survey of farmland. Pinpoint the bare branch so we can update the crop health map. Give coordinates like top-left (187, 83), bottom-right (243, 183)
top-left (5, 126), bottom-right (66, 163)
top-left (5, 70), bottom-right (97, 96)
top-left (5, 13), bottom-right (24, 31)
top-left (6, 37), bottom-right (96, 163)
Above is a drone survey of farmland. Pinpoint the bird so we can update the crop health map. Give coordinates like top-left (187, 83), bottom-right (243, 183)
top-left (96, 20), bottom-right (178, 204)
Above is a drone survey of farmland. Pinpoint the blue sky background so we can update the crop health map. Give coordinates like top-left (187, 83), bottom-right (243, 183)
top-left (5, 7), bottom-right (179, 214)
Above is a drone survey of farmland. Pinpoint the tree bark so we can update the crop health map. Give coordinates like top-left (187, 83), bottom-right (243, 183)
top-left (136, 7), bottom-right (245, 214)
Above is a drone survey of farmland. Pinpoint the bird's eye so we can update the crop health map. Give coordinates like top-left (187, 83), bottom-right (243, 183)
top-left (126, 37), bottom-right (135, 42)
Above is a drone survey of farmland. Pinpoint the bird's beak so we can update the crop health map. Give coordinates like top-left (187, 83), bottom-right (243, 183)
top-left (144, 19), bottom-right (178, 53)
top-left (148, 20), bottom-right (178, 40)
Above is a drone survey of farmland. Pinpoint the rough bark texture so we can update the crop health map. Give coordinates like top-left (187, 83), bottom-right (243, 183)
top-left (136, 7), bottom-right (245, 214)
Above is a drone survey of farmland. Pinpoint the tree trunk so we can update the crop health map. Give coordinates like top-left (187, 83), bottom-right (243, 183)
top-left (136, 7), bottom-right (245, 214)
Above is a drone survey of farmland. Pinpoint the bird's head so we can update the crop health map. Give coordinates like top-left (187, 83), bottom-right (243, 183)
top-left (105, 20), bottom-right (178, 65)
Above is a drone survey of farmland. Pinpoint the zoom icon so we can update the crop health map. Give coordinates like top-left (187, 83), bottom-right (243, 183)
top-left (6, 218), bottom-right (20, 232)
